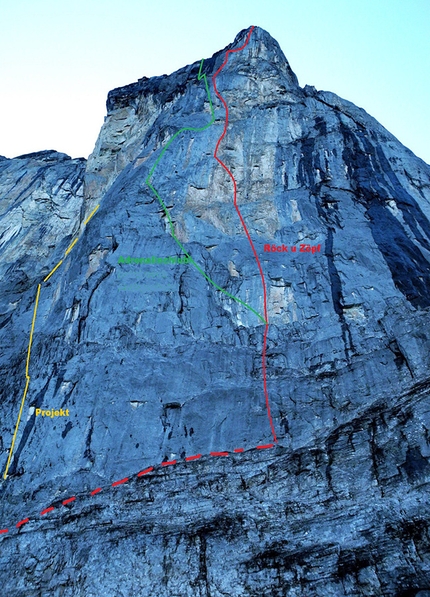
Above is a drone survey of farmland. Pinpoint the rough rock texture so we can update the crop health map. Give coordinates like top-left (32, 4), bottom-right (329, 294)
top-left (0, 150), bottom-right (86, 277)
top-left (1, 26), bottom-right (430, 596)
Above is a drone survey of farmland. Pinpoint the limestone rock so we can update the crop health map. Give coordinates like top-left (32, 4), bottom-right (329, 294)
top-left (0, 26), bottom-right (430, 596)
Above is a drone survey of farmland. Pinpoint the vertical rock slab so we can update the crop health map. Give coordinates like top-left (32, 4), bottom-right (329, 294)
top-left (0, 26), bottom-right (430, 596)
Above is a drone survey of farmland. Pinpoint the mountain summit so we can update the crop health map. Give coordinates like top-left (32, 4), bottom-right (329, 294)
top-left (1, 26), bottom-right (430, 596)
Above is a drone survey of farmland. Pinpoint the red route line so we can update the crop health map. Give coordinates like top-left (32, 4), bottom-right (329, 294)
top-left (212, 25), bottom-right (277, 444)
top-left (0, 30), bottom-right (282, 539)
top-left (137, 466), bottom-right (154, 477)
top-left (185, 454), bottom-right (201, 462)
top-left (0, 444), bottom-right (275, 535)
top-left (16, 518), bottom-right (29, 528)
top-left (40, 507), bottom-right (54, 516)
top-left (112, 477), bottom-right (129, 487)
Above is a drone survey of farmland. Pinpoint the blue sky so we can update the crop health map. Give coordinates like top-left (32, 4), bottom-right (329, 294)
top-left (1, 0), bottom-right (429, 163)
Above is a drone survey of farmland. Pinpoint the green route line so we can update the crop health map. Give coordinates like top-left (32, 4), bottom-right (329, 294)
top-left (145, 59), bottom-right (267, 324)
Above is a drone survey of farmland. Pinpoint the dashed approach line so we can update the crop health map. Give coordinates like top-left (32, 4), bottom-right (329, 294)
top-left (145, 59), bottom-right (266, 324)
top-left (2, 204), bottom-right (100, 480)
top-left (212, 26), bottom-right (277, 444)
top-left (0, 442), bottom-right (276, 536)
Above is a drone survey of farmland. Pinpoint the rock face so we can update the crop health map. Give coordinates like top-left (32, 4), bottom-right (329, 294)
top-left (1, 26), bottom-right (430, 596)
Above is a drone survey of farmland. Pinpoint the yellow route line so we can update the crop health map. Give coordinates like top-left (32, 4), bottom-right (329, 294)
top-left (3, 283), bottom-right (41, 479)
top-left (65, 237), bottom-right (78, 256)
top-left (25, 284), bottom-right (41, 377)
top-left (84, 204), bottom-right (99, 225)
top-left (3, 203), bottom-right (101, 480)
top-left (3, 378), bottom-right (30, 480)
top-left (43, 259), bottom-right (63, 282)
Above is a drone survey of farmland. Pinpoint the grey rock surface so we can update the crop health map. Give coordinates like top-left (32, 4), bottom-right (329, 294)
top-left (0, 26), bottom-right (430, 596)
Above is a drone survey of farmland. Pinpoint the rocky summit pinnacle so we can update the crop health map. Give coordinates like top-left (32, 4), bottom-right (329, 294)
top-left (216, 26), bottom-right (300, 90)
top-left (1, 26), bottom-right (430, 596)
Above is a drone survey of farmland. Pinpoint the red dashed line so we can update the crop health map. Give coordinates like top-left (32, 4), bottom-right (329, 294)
top-left (16, 518), bottom-right (29, 528)
top-left (137, 466), bottom-right (154, 477)
top-left (1, 442), bottom-right (277, 537)
top-left (0, 32), bottom-right (282, 541)
top-left (256, 443), bottom-right (275, 450)
top-left (212, 26), bottom-right (278, 445)
top-left (112, 477), bottom-right (129, 487)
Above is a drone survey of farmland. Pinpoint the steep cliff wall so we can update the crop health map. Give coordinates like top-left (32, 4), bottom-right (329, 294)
top-left (0, 26), bottom-right (429, 596)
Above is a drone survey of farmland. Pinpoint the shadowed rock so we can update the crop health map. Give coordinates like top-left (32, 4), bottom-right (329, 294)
top-left (0, 26), bottom-right (430, 596)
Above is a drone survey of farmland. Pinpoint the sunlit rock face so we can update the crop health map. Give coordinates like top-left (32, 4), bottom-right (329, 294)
top-left (1, 26), bottom-right (430, 596)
